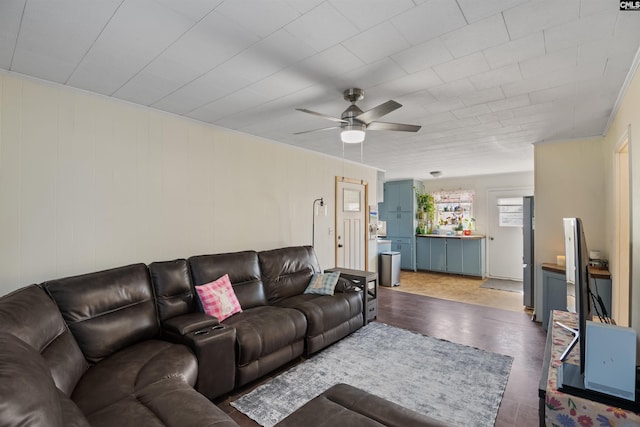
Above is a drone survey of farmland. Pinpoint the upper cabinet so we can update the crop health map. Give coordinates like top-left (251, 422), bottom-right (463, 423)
top-left (384, 180), bottom-right (419, 213)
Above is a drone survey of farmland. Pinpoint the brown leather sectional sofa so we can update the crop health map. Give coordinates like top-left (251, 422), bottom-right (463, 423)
top-left (0, 245), bottom-right (450, 427)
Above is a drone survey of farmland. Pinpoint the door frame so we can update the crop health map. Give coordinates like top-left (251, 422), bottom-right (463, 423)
top-left (486, 186), bottom-right (533, 280)
top-left (335, 176), bottom-right (369, 271)
top-left (613, 128), bottom-right (631, 326)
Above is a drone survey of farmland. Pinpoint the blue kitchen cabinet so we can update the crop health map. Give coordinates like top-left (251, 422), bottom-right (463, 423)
top-left (384, 179), bottom-right (422, 271)
top-left (429, 238), bottom-right (447, 272)
top-left (462, 239), bottom-right (485, 277)
top-left (445, 238), bottom-right (463, 274)
top-left (391, 238), bottom-right (413, 270)
top-left (386, 210), bottom-right (414, 237)
top-left (416, 236), bottom-right (486, 277)
top-left (378, 199), bottom-right (387, 221)
top-left (416, 237), bottom-right (431, 270)
top-left (384, 180), bottom-right (415, 213)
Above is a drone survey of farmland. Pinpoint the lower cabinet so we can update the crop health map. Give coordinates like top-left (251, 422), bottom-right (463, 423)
top-left (445, 239), bottom-right (463, 274)
top-left (541, 265), bottom-right (612, 330)
top-left (541, 268), bottom-right (566, 330)
top-left (389, 237), bottom-right (413, 270)
top-left (429, 238), bottom-right (446, 272)
top-left (416, 236), bottom-right (485, 277)
top-left (462, 239), bottom-right (484, 277)
top-left (416, 238), bottom-right (431, 270)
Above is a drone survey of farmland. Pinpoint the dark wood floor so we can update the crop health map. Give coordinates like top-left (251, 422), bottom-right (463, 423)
top-left (217, 287), bottom-right (547, 426)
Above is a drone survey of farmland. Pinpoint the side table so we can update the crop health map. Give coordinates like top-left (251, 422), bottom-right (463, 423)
top-left (326, 267), bottom-right (378, 324)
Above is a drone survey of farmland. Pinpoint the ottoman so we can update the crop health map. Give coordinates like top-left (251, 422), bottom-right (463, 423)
top-left (275, 383), bottom-right (454, 427)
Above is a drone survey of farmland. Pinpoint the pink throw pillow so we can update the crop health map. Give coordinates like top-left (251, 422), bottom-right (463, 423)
top-left (195, 274), bottom-right (242, 322)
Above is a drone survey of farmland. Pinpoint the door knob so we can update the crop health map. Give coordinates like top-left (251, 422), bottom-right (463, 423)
top-left (338, 244), bottom-right (343, 248)
top-left (490, 237), bottom-right (494, 240)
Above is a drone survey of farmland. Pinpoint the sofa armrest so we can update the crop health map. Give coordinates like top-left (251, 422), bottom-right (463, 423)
top-left (163, 313), bottom-right (219, 335)
top-left (162, 317), bottom-right (237, 401)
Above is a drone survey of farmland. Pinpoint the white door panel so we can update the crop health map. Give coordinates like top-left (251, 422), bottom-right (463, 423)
top-left (337, 180), bottom-right (365, 270)
top-left (488, 189), bottom-right (532, 280)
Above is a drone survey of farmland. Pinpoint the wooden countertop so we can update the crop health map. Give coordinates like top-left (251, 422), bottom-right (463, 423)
top-left (416, 234), bottom-right (485, 240)
top-left (541, 262), bottom-right (611, 279)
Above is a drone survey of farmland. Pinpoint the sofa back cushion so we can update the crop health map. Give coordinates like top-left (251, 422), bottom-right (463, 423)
top-left (258, 246), bottom-right (321, 303)
top-left (0, 332), bottom-right (64, 427)
top-left (0, 285), bottom-right (87, 396)
top-left (148, 259), bottom-right (196, 322)
top-left (44, 264), bottom-right (159, 364)
top-left (189, 251), bottom-right (267, 309)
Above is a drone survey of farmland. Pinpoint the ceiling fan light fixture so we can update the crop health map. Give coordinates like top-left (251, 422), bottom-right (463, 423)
top-left (341, 124), bottom-right (366, 143)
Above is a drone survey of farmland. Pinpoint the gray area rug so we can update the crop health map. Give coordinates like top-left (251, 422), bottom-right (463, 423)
top-left (231, 322), bottom-right (513, 427)
top-left (480, 278), bottom-right (523, 293)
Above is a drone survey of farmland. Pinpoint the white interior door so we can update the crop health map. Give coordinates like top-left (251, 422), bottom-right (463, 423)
top-left (336, 180), bottom-right (366, 270)
top-left (488, 189), bottom-right (532, 280)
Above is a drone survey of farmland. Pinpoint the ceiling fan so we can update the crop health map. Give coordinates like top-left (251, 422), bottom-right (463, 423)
top-left (295, 88), bottom-right (421, 143)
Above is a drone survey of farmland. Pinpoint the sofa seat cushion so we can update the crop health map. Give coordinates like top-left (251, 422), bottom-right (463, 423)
top-left (275, 292), bottom-right (362, 338)
top-left (222, 306), bottom-right (306, 366)
top-left (85, 378), bottom-right (237, 427)
top-left (72, 340), bottom-right (197, 416)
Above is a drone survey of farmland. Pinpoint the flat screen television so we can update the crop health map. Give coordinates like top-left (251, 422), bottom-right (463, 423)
top-left (558, 218), bottom-right (637, 409)
top-left (559, 217), bottom-right (592, 374)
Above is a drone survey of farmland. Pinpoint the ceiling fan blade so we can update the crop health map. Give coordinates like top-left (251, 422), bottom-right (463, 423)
top-left (355, 100), bottom-right (402, 124)
top-left (296, 108), bottom-right (347, 123)
top-left (367, 121), bottom-right (421, 132)
top-left (293, 126), bottom-right (341, 135)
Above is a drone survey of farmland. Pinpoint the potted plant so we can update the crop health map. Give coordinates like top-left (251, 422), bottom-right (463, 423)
top-left (415, 189), bottom-right (435, 233)
top-left (415, 190), bottom-right (434, 219)
top-left (454, 223), bottom-right (464, 236)
top-left (462, 217), bottom-right (476, 235)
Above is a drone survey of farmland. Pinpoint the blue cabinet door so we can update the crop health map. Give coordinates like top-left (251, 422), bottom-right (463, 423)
top-left (389, 238), bottom-right (412, 270)
top-left (391, 238), bottom-right (413, 270)
top-left (430, 238), bottom-right (446, 272)
top-left (542, 270), bottom-right (567, 330)
top-left (446, 238), bottom-right (463, 274)
top-left (399, 241), bottom-right (413, 270)
top-left (462, 239), bottom-right (482, 276)
top-left (378, 201), bottom-right (387, 221)
top-left (384, 183), bottom-right (400, 212)
top-left (397, 182), bottom-right (415, 212)
top-left (416, 238), bottom-right (430, 270)
top-left (388, 211), bottom-right (414, 237)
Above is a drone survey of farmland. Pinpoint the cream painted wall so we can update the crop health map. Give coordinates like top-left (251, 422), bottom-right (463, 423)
top-left (533, 137), bottom-right (606, 322)
top-left (0, 73), bottom-right (378, 296)
top-left (604, 62), bottom-right (640, 333)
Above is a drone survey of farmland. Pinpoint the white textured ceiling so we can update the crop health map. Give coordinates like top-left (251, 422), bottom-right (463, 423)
top-left (2, 0), bottom-right (639, 180)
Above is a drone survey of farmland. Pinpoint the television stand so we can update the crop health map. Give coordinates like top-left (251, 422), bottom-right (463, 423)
top-left (540, 311), bottom-right (640, 427)
top-left (558, 363), bottom-right (640, 413)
